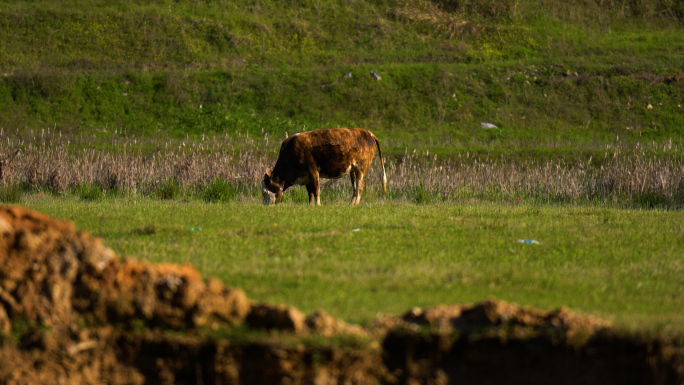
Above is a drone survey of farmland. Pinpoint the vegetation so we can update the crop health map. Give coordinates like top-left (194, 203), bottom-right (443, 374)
top-left (22, 197), bottom-right (684, 334)
top-left (0, 0), bottom-right (683, 146)
top-left (1, 129), bottom-right (683, 208)
top-left (0, 0), bottom-right (683, 336)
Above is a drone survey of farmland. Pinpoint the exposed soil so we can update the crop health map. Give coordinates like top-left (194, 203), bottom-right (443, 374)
top-left (0, 205), bottom-right (682, 384)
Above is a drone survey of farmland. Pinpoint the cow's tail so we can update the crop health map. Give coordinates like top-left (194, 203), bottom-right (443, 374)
top-left (373, 135), bottom-right (387, 198)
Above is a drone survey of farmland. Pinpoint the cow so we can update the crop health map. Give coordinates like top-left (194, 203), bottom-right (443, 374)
top-left (261, 128), bottom-right (387, 205)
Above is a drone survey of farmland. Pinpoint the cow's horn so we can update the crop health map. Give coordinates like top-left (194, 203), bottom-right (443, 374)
top-left (265, 168), bottom-right (272, 177)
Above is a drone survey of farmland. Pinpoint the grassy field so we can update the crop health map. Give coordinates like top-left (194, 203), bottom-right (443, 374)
top-left (20, 196), bottom-right (684, 335)
top-left (1, 0), bottom-right (683, 145)
top-left (2, 0), bottom-right (683, 339)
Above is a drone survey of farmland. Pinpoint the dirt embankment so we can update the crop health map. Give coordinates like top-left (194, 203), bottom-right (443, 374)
top-left (0, 205), bottom-right (681, 384)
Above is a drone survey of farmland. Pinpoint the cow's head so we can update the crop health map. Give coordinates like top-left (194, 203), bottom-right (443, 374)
top-left (262, 168), bottom-right (283, 205)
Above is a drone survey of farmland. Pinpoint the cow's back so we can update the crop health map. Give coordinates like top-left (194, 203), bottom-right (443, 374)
top-left (306, 128), bottom-right (376, 178)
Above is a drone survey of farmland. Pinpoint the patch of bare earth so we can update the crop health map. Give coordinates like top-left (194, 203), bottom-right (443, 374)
top-left (0, 205), bottom-right (681, 384)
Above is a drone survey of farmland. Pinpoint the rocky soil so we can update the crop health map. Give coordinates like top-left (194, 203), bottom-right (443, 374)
top-left (0, 205), bottom-right (681, 384)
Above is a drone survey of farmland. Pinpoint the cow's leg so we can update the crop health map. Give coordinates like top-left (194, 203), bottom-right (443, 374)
top-left (350, 172), bottom-right (357, 204)
top-left (308, 171), bottom-right (321, 205)
top-left (354, 160), bottom-right (374, 205)
top-left (354, 171), bottom-right (365, 205)
top-left (306, 182), bottom-right (316, 205)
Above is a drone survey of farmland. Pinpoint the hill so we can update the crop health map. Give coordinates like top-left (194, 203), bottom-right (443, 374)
top-left (0, 0), bottom-right (683, 147)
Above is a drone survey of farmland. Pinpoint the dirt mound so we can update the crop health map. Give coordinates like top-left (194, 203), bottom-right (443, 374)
top-left (0, 205), bottom-right (682, 384)
top-left (373, 299), bottom-right (611, 339)
top-left (380, 303), bottom-right (681, 385)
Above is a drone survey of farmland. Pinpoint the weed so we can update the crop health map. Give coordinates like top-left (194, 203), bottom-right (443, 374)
top-left (76, 183), bottom-right (104, 201)
top-left (411, 182), bottom-right (432, 204)
top-left (632, 191), bottom-right (673, 209)
top-left (201, 178), bottom-right (240, 202)
top-left (0, 183), bottom-right (22, 203)
top-left (156, 178), bottom-right (181, 200)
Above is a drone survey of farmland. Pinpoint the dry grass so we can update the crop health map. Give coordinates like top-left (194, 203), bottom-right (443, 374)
top-left (382, 146), bottom-right (684, 207)
top-left (395, 0), bottom-right (519, 39)
top-left (396, 0), bottom-right (475, 39)
top-left (1, 129), bottom-right (682, 207)
top-left (0, 128), bottom-right (273, 198)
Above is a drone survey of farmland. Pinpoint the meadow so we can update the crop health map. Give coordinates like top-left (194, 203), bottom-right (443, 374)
top-left (19, 195), bottom-right (684, 335)
top-left (1, 0), bottom-right (683, 339)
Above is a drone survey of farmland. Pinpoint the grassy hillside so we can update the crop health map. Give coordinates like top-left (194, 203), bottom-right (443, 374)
top-left (1, 0), bottom-right (683, 146)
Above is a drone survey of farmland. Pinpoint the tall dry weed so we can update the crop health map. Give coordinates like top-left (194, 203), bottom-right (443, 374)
top-left (375, 146), bottom-right (684, 207)
top-left (0, 129), bottom-right (682, 207)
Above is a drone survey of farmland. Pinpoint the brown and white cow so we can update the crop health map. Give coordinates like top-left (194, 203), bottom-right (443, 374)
top-left (261, 128), bottom-right (387, 205)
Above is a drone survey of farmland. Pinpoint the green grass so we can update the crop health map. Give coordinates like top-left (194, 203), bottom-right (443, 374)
top-left (0, 0), bottom-right (683, 145)
top-left (20, 196), bottom-right (684, 335)
top-left (75, 183), bottom-right (105, 201)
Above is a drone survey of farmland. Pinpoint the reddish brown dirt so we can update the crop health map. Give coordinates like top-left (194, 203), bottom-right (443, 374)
top-left (0, 205), bottom-right (682, 385)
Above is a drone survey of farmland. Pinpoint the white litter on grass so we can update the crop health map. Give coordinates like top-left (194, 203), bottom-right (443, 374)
top-left (480, 122), bottom-right (498, 129)
top-left (352, 228), bottom-right (361, 232)
top-left (517, 239), bottom-right (540, 245)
